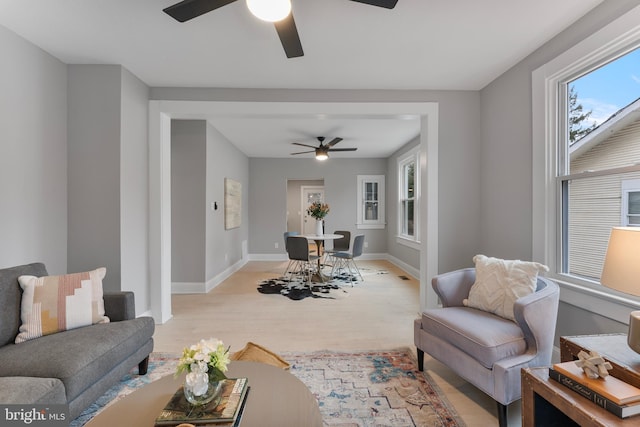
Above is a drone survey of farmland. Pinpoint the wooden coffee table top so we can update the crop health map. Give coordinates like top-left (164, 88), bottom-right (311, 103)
top-left (85, 361), bottom-right (322, 427)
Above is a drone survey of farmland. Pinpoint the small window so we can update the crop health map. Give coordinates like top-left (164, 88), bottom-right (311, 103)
top-left (397, 148), bottom-right (420, 247)
top-left (357, 175), bottom-right (385, 229)
top-left (623, 180), bottom-right (640, 227)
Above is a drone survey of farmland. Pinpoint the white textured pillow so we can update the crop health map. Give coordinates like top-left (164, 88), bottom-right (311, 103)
top-left (464, 255), bottom-right (549, 321)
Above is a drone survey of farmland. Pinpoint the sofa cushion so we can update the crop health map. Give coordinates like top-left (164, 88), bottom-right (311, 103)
top-left (0, 317), bottom-right (154, 401)
top-left (0, 263), bottom-right (49, 347)
top-left (464, 254), bottom-right (549, 321)
top-left (0, 377), bottom-right (66, 404)
top-left (16, 268), bottom-right (110, 343)
top-left (421, 306), bottom-right (526, 369)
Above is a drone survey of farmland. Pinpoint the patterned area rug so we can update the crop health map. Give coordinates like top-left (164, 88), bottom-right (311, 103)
top-left (257, 268), bottom-right (389, 301)
top-left (70, 348), bottom-right (464, 427)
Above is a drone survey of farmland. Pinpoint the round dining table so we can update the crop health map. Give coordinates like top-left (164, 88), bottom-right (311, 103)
top-left (303, 233), bottom-right (343, 282)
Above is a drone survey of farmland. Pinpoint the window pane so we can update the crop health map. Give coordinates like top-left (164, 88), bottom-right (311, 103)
top-left (630, 192), bottom-right (640, 215)
top-left (365, 182), bottom-right (378, 201)
top-left (404, 162), bottom-right (415, 198)
top-left (365, 202), bottom-right (378, 220)
top-left (565, 171), bottom-right (640, 281)
top-left (402, 200), bottom-right (414, 236)
top-left (567, 47), bottom-right (640, 174)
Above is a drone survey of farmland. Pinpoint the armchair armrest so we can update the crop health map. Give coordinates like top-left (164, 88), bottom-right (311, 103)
top-left (513, 277), bottom-right (560, 362)
top-left (431, 268), bottom-right (476, 307)
top-left (103, 291), bottom-right (136, 321)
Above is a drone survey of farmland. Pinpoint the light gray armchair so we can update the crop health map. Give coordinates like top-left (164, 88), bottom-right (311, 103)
top-left (413, 268), bottom-right (559, 427)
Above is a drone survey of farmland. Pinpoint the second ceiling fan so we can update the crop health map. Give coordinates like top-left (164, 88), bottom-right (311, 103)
top-left (291, 137), bottom-right (357, 160)
top-left (163, 0), bottom-right (399, 58)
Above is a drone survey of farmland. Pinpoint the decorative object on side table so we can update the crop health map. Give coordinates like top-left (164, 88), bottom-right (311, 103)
top-left (175, 338), bottom-right (230, 406)
top-left (307, 201), bottom-right (330, 235)
top-left (576, 350), bottom-right (613, 379)
top-left (600, 227), bottom-right (640, 354)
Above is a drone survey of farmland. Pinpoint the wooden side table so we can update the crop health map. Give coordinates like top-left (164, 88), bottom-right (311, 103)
top-left (560, 334), bottom-right (640, 387)
top-left (521, 334), bottom-right (640, 426)
top-left (521, 367), bottom-right (634, 426)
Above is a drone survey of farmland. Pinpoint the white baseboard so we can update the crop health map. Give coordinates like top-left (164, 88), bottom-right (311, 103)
top-left (384, 254), bottom-right (419, 280)
top-left (171, 257), bottom-right (249, 294)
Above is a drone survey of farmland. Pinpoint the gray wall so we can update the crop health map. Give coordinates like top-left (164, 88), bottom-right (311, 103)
top-left (68, 64), bottom-right (151, 312)
top-left (0, 24), bottom-right (68, 274)
top-left (120, 68), bottom-right (150, 313)
top-left (205, 123), bottom-right (249, 280)
top-left (171, 120), bottom-right (207, 283)
top-left (67, 65), bottom-right (122, 291)
top-left (478, 0), bottom-right (640, 339)
top-left (170, 120), bottom-right (250, 287)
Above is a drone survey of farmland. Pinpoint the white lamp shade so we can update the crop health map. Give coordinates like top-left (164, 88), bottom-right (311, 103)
top-left (601, 227), bottom-right (640, 296)
top-left (246, 0), bottom-right (291, 22)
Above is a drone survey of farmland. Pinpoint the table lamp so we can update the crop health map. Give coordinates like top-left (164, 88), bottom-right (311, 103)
top-left (601, 227), bottom-right (640, 353)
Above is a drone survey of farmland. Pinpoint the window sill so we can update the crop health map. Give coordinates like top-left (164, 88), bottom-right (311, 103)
top-left (553, 276), bottom-right (640, 324)
top-left (356, 223), bottom-right (385, 230)
top-left (396, 235), bottom-right (420, 250)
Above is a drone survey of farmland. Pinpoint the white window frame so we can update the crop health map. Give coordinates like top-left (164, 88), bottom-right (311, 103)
top-left (622, 179), bottom-right (640, 227)
top-left (397, 147), bottom-right (420, 249)
top-left (532, 5), bottom-right (640, 323)
top-left (356, 175), bottom-right (385, 229)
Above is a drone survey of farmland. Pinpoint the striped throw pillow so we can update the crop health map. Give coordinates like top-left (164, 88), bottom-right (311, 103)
top-left (15, 268), bottom-right (110, 343)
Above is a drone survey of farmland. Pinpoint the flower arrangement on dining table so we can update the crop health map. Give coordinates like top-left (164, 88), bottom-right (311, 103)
top-left (176, 338), bottom-right (230, 401)
top-left (307, 201), bottom-right (330, 220)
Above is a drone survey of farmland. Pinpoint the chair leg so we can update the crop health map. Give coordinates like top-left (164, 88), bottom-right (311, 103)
top-left (416, 348), bottom-right (424, 371)
top-left (496, 402), bottom-right (508, 427)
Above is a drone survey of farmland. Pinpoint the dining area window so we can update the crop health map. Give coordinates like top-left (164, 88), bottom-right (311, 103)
top-left (356, 175), bottom-right (385, 229)
top-left (397, 147), bottom-right (419, 246)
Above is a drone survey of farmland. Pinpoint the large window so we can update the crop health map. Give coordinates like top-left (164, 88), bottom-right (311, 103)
top-left (397, 148), bottom-right (420, 247)
top-left (561, 48), bottom-right (640, 283)
top-left (533, 5), bottom-right (640, 313)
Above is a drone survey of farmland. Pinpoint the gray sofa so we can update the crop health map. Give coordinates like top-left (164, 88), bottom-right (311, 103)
top-left (0, 262), bottom-right (155, 420)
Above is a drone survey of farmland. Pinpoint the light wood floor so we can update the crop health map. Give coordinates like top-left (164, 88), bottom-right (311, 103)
top-left (153, 259), bottom-right (521, 427)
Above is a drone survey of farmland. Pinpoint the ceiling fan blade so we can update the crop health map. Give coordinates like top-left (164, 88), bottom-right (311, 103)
top-left (291, 150), bottom-right (315, 155)
top-left (292, 142), bottom-right (317, 148)
top-left (349, 0), bottom-right (398, 9)
top-left (326, 137), bottom-right (343, 147)
top-left (327, 148), bottom-right (358, 152)
top-left (163, 0), bottom-right (237, 22)
top-left (274, 13), bottom-right (304, 58)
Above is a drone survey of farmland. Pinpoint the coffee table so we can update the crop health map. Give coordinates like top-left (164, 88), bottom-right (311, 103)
top-left (85, 361), bottom-right (322, 427)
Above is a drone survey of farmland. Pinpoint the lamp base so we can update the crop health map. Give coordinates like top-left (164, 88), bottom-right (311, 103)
top-left (628, 311), bottom-right (640, 354)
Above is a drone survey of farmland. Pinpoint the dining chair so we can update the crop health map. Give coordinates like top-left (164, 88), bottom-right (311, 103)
top-left (324, 230), bottom-right (350, 265)
top-left (286, 236), bottom-right (320, 285)
top-left (283, 231), bottom-right (299, 277)
top-left (330, 234), bottom-right (364, 282)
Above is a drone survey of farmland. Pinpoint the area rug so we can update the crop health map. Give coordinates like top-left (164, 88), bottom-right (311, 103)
top-left (70, 348), bottom-right (465, 427)
top-left (257, 268), bottom-right (389, 301)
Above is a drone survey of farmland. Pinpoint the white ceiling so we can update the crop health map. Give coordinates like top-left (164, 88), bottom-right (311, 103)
top-left (0, 0), bottom-right (604, 158)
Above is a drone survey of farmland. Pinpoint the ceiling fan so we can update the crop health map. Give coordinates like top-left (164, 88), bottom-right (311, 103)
top-left (163, 0), bottom-right (399, 58)
top-left (291, 137), bottom-right (357, 160)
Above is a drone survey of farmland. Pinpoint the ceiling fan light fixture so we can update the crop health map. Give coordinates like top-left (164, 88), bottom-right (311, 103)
top-left (315, 148), bottom-right (329, 161)
top-left (246, 0), bottom-right (292, 22)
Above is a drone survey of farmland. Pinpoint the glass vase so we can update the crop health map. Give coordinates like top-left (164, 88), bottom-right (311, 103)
top-left (184, 371), bottom-right (223, 406)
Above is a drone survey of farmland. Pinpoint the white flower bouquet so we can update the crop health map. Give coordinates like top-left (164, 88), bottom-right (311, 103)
top-left (176, 338), bottom-right (230, 398)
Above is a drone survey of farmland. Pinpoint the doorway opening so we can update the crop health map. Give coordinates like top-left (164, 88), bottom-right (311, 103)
top-left (286, 179), bottom-right (324, 234)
